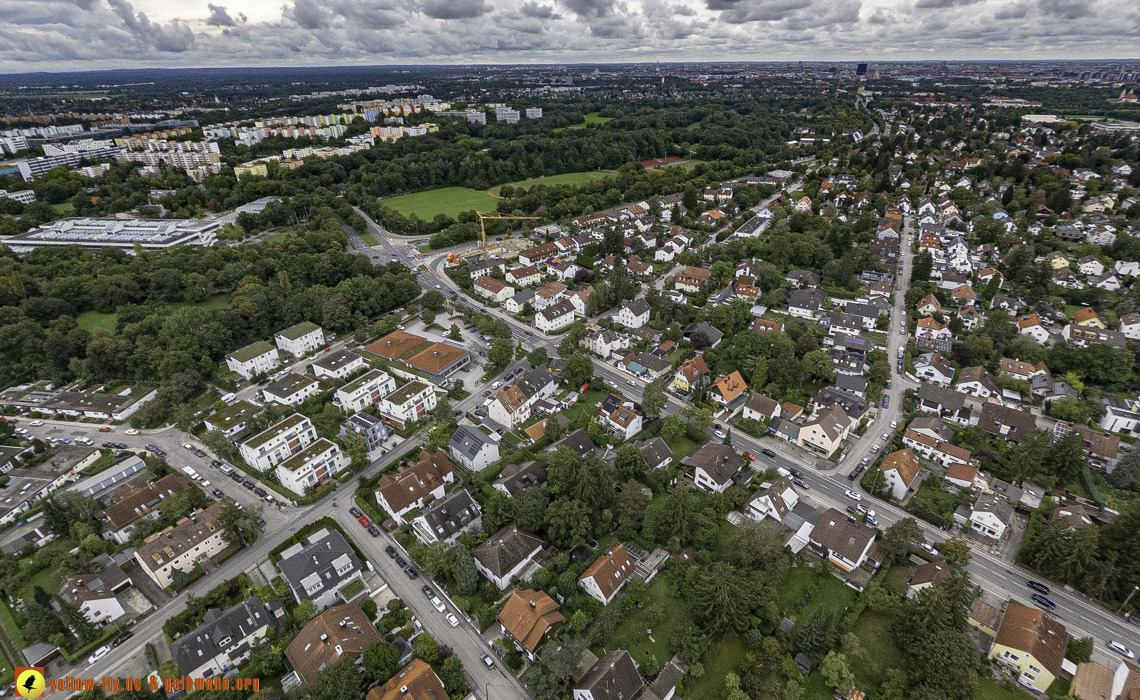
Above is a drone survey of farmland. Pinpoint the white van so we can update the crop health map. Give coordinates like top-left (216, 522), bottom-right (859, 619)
top-left (491, 381), bottom-right (502, 390)
top-left (218, 465), bottom-right (235, 476)
top-left (219, 392), bottom-right (237, 404)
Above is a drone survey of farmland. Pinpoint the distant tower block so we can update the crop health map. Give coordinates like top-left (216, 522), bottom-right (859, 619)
top-left (856, 63), bottom-right (868, 76)
top-left (525, 108), bottom-right (542, 119)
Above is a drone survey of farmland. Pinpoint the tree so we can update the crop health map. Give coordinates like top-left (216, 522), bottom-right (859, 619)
top-left (313, 656), bottom-right (362, 700)
top-left (454, 544), bottom-right (480, 596)
top-left (1106, 451), bottom-right (1140, 491)
top-left (362, 641), bottom-right (400, 681)
top-left (513, 487), bottom-right (549, 533)
top-left (421, 289), bottom-right (446, 312)
top-left (795, 605), bottom-right (836, 663)
top-left (803, 349), bottom-right (836, 382)
top-left (731, 519), bottom-right (789, 574)
top-left (1066, 637), bottom-right (1094, 664)
top-left (57, 597), bottom-right (100, 644)
top-left (449, 324), bottom-right (462, 341)
top-left (615, 445), bottom-right (648, 481)
top-left (642, 379), bottom-right (667, 421)
top-left (682, 404), bottom-right (713, 430)
top-left (545, 498), bottom-right (593, 548)
top-left (912, 251), bottom-right (933, 282)
top-left (881, 517), bottom-right (926, 558)
top-left (1046, 431), bottom-right (1088, 486)
top-left (543, 416), bottom-right (564, 442)
top-left (570, 610), bottom-right (590, 632)
top-left (220, 499), bottom-right (261, 546)
top-left (412, 632), bottom-right (440, 664)
top-left (660, 414), bottom-right (687, 442)
top-left (440, 656), bottom-right (468, 696)
top-left (24, 599), bottom-right (63, 641)
top-left (528, 347), bottom-right (549, 367)
top-left (293, 600), bottom-right (318, 626)
top-left (751, 358), bottom-right (769, 390)
top-left (489, 337), bottom-right (513, 368)
top-left (563, 352), bottom-right (594, 388)
top-left (343, 431), bottom-right (370, 470)
top-left (691, 562), bottom-right (754, 637)
top-left (481, 490), bottom-right (513, 534)
top-left (617, 481), bottom-right (651, 529)
top-left (821, 651), bottom-right (856, 693)
top-left (938, 537), bottom-right (971, 571)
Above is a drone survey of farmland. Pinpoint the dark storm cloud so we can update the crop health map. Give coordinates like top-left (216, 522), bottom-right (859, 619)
top-left (993, 2), bottom-right (1028, 17)
top-left (706, 0), bottom-right (813, 23)
top-left (290, 0), bottom-right (324, 28)
top-left (206, 4), bottom-right (236, 25)
top-left (108, 0), bottom-right (194, 51)
top-left (421, 0), bottom-right (492, 19)
top-left (914, 0), bottom-right (984, 8)
top-left (520, 1), bottom-right (562, 18)
top-left (559, 0), bottom-right (616, 18)
top-left (1037, 0), bottom-right (1093, 17)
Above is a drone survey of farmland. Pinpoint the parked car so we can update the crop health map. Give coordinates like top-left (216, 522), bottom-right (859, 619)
top-left (1108, 641), bottom-right (1135, 658)
top-left (367, 526), bottom-right (380, 537)
top-left (431, 597), bottom-right (446, 613)
top-left (713, 429), bottom-right (726, 439)
top-left (882, 396), bottom-right (890, 408)
top-left (98, 426), bottom-right (112, 433)
top-left (742, 452), bottom-right (755, 461)
top-left (87, 645), bottom-right (111, 664)
top-left (870, 445), bottom-right (880, 454)
top-left (357, 515), bottom-right (370, 527)
top-left (446, 613), bottom-right (460, 628)
top-left (481, 654), bottom-right (495, 669)
top-left (254, 488), bottom-right (267, 497)
top-left (212, 489), bottom-right (224, 498)
top-left (793, 477), bottom-right (810, 490)
top-left (29, 420), bottom-right (44, 427)
top-left (385, 545), bottom-right (398, 558)
top-left (866, 513), bottom-right (878, 526)
top-left (846, 505), bottom-right (861, 516)
top-left (890, 420), bottom-right (898, 429)
top-left (394, 555), bottom-right (406, 567)
top-left (881, 433), bottom-right (890, 441)
top-left (242, 480), bottom-right (255, 490)
top-left (422, 585), bottom-right (434, 598)
top-left (405, 567), bottom-right (418, 579)
top-left (230, 473), bottom-right (245, 483)
top-left (112, 631), bottom-right (133, 647)
top-left (349, 507), bottom-right (363, 517)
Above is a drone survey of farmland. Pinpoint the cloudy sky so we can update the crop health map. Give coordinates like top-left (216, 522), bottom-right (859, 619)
top-left (0, 0), bottom-right (1137, 72)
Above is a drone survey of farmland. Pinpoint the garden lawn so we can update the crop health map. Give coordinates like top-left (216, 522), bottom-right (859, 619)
top-left (563, 390), bottom-right (607, 422)
top-left (76, 296), bottom-right (229, 335)
top-left (381, 187), bottom-right (499, 220)
top-left (553, 112), bottom-right (614, 132)
top-left (850, 610), bottom-right (903, 694)
top-left (976, 677), bottom-right (1037, 700)
top-left (602, 579), bottom-right (690, 667)
top-left (688, 634), bottom-right (750, 700)
top-left (802, 670), bottom-right (837, 700)
top-left (775, 567), bottom-right (857, 622)
top-left (491, 171), bottom-right (618, 195)
top-left (51, 202), bottom-right (75, 217)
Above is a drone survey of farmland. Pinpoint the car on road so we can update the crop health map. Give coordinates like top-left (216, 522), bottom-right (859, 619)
top-left (367, 526), bottom-right (380, 537)
top-left (714, 428), bottom-right (726, 439)
top-left (761, 448), bottom-right (776, 458)
top-left (742, 452), bottom-right (755, 461)
top-left (430, 596), bottom-right (446, 613)
top-left (349, 507), bottom-right (363, 517)
top-left (845, 490), bottom-right (862, 501)
top-left (112, 631), bottom-right (133, 647)
top-left (385, 545), bottom-right (398, 558)
top-left (395, 555), bottom-right (406, 567)
top-left (99, 426), bottom-right (112, 433)
top-left (1108, 641), bottom-right (1135, 658)
top-left (446, 613), bottom-right (460, 628)
top-left (422, 585), bottom-right (434, 598)
top-left (405, 567), bottom-right (418, 579)
top-left (881, 433), bottom-right (890, 441)
top-left (793, 477), bottom-right (810, 490)
top-left (920, 543), bottom-right (940, 556)
top-left (434, 284), bottom-right (441, 289)
top-left (212, 489), bottom-right (224, 498)
top-left (242, 480), bottom-right (255, 490)
top-left (483, 390), bottom-right (491, 396)
top-left (481, 654), bottom-right (495, 669)
top-left (88, 645), bottom-right (111, 664)
top-left (1031, 593), bottom-right (1056, 610)
top-left (396, 324), bottom-right (405, 330)
top-left (882, 396), bottom-right (890, 408)
top-left (57, 438), bottom-right (71, 444)
top-left (627, 380), bottom-right (636, 387)
top-left (1026, 581), bottom-right (1050, 594)
top-left (357, 515), bottom-right (370, 527)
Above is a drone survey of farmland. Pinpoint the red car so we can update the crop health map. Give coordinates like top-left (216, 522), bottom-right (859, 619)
top-left (742, 452), bottom-right (755, 461)
top-left (483, 390), bottom-right (491, 397)
top-left (357, 516), bottom-right (370, 527)
top-left (99, 426), bottom-right (112, 432)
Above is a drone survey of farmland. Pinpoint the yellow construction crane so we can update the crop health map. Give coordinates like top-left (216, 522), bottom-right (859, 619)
top-left (476, 213), bottom-right (539, 249)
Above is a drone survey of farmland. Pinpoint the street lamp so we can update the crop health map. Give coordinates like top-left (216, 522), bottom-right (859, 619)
top-left (1118, 585), bottom-right (1139, 615)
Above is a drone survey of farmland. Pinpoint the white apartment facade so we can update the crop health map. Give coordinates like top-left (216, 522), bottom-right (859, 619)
top-left (226, 341), bottom-right (281, 380)
top-left (239, 414), bottom-right (318, 472)
top-left (274, 322), bottom-right (325, 356)
top-left (275, 438), bottom-right (349, 496)
top-left (333, 369), bottom-right (397, 413)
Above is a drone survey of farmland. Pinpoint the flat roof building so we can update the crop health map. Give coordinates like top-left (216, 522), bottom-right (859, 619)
top-left (5, 217), bottom-right (219, 254)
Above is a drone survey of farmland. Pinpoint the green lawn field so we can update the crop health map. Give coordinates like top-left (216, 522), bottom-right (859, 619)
top-left (380, 187), bottom-right (499, 220)
top-left (492, 170), bottom-right (618, 195)
top-left (77, 296), bottom-right (229, 334)
top-left (554, 112), bottom-right (615, 132)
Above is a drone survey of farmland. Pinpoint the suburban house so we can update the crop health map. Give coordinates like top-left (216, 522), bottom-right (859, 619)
top-left (274, 321), bottom-right (325, 357)
top-left (536, 299), bottom-right (577, 333)
top-left (675, 266), bottom-right (710, 293)
top-left (574, 651), bottom-right (644, 700)
top-left (505, 289), bottom-right (535, 314)
top-left (338, 412), bottom-right (390, 452)
top-left (788, 289), bottom-right (828, 318)
top-left (374, 450), bottom-right (454, 524)
top-left (376, 380), bottom-right (438, 429)
top-left (448, 425), bottom-right (500, 472)
top-left (916, 317), bottom-right (953, 341)
top-left (493, 461), bottom-right (548, 496)
top-left (506, 265), bottom-right (542, 287)
top-left (411, 489), bottom-right (482, 545)
top-left (944, 463), bottom-right (980, 489)
top-left (310, 349), bottom-right (367, 380)
top-left (490, 366), bottom-right (557, 429)
top-left (584, 325), bottom-right (630, 359)
top-left (989, 602), bottom-right (1069, 693)
top-left (98, 474), bottom-right (191, 544)
top-left (133, 502), bottom-right (227, 589)
top-left (283, 603), bottom-right (380, 688)
top-left (239, 414), bottom-right (318, 473)
top-left (809, 509), bottom-right (878, 573)
top-left (57, 573), bottom-right (127, 625)
top-left (634, 437), bottom-right (674, 471)
top-left (970, 492), bottom-right (1014, 542)
top-left (170, 597), bottom-right (275, 678)
top-left (746, 476), bottom-right (799, 524)
top-left (902, 430), bottom-right (972, 469)
top-left (684, 321), bottom-right (724, 348)
top-left (906, 560), bottom-right (952, 600)
top-left (277, 530), bottom-right (367, 610)
top-left (333, 369), bottom-right (397, 413)
top-left (798, 405), bottom-right (851, 456)
top-left (915, 352), bottom-right (955, 386)
top-left (878, 448), bottom-right (922, 500)
top-left (466, 258), bottom-right (506, 279)
top-left (578, 544), bottom-right (636, 606)
top-left (474, 276), bottom-right (515, 303)
top-left (275, 438), bottom-right (348, 497)
top-left (916, 294), bottom-right (942, 316)
top-left (474, 526), bottom-right (545, 590)
top-left (978, 404), bottom-right (1038, 443)
top-left (225, 341), bottom-right (280, 380)
top-left (498, 590), bottom-right (564, 661)
top-left (672, 356), bottom-right (709, 393)
top-left (916, 384), bottom-right (973, 426)
top-left (601, 402), bottom-right (643, 442)
top-left (1017, 314), bottom-right (1051, 344)
top-left (367, 659), bottom-right (448, 700)
top-left (685, 444), bottom-right (744, 494)
top-left (204, 400), bottom-right (259, 437)
top-left (742, 392), bottom-right (781, 423)
top-left (956, 366), bottom-right (1001, 401)
top-left (708, 371), bottom-right (748, 406)
top-left (615, 299), bottom-right (651, 328)
top-left (262, 373), bottom-right (322, 407)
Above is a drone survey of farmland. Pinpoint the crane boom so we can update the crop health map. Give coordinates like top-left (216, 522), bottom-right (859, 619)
top-left (476, 212), bottom-right (539, 248)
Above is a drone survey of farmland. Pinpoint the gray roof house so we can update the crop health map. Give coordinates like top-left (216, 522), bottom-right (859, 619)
top-left (473, 526), bottom-right (544, 590)
top-left (448, 425), bottom-right (500, 473)
top-left (170, 596), bottom-right (275, 678)
top-left (493, 461), bottom-right (548, 496)
top-left (575, 650), bottom-right (644, 700)
top-left (411, 488), bottom-right (482, 545)
top-left (277, 530), bottom-right (367, 611)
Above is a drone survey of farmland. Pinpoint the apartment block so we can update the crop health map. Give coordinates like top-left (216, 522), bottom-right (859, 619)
top-left (239, 414), bottom-right (318, 472)
top-left (275, 439), bottom-right (348, 496)
top-left (333, 369), bottom-right (397, 413)
top-left (226, 341), bottom-right (280, 380)
top-left (274, 322), bottom-right (325, 356)
top-left (133, 503), bottom-right (227, 589)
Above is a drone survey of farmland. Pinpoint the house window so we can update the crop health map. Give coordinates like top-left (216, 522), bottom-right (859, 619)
top-left (1028, 665), bottom-right (1042, 674)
